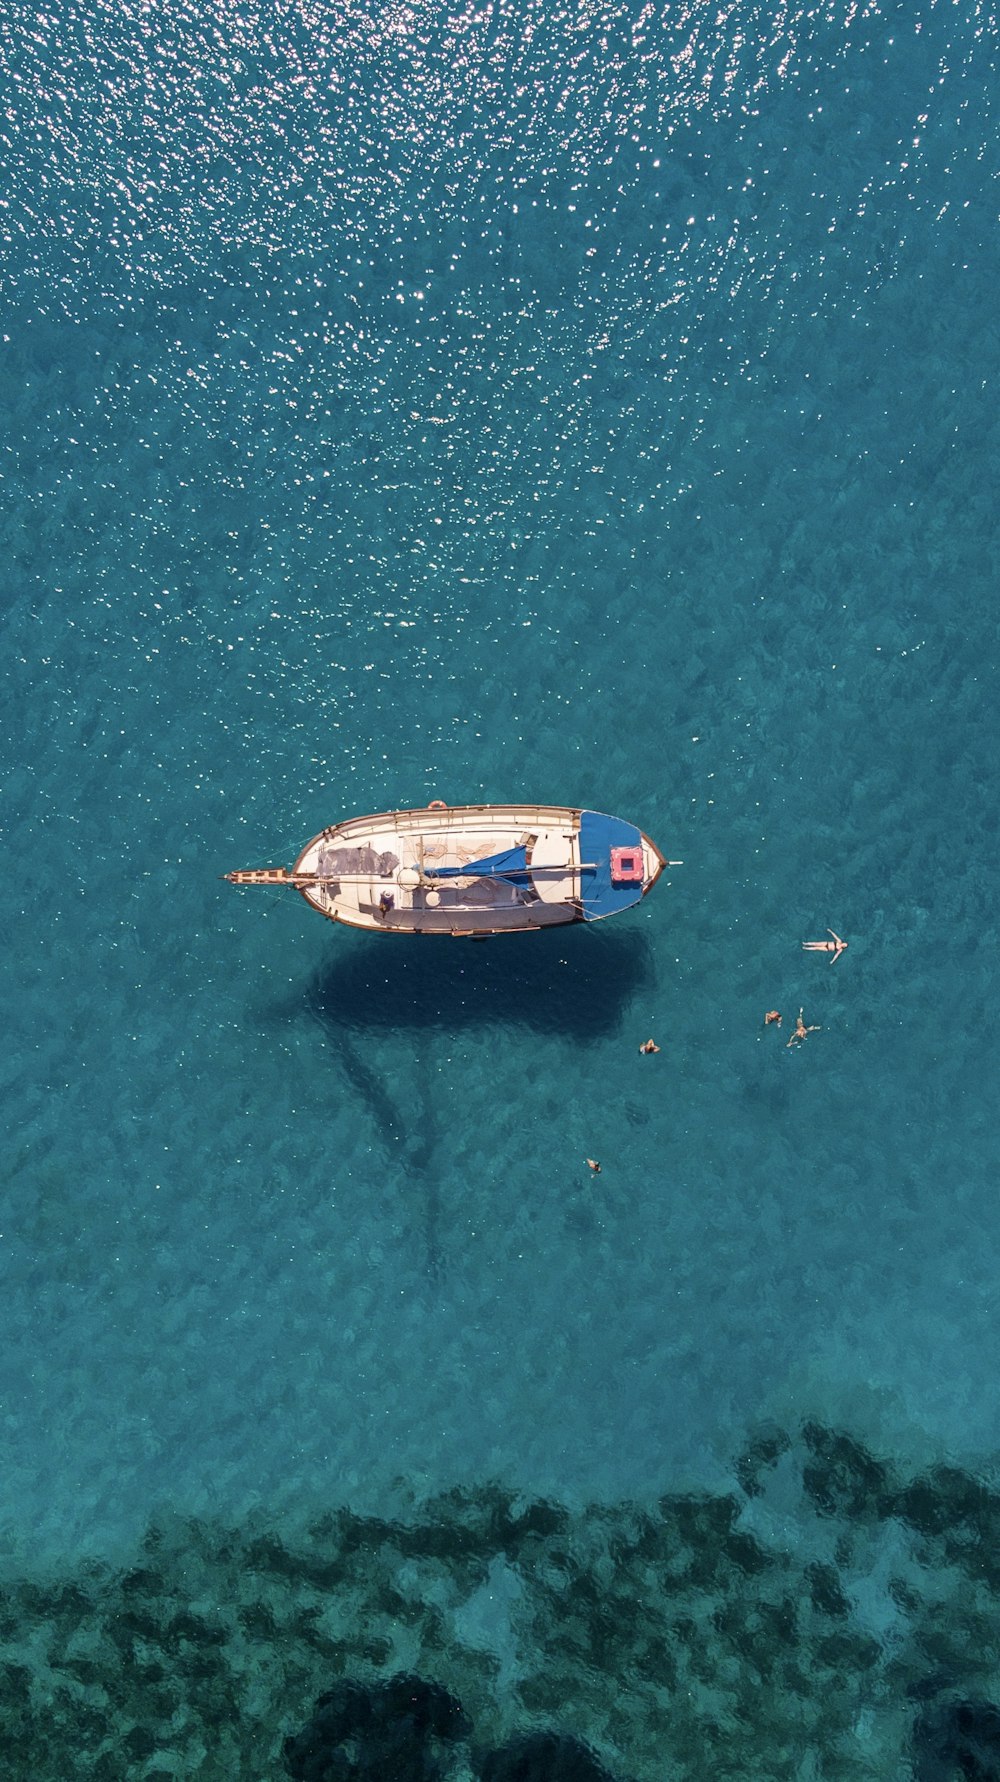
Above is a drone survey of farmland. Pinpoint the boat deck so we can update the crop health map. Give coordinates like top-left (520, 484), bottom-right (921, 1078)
top-left (296, 806), bottom-right (588, 934)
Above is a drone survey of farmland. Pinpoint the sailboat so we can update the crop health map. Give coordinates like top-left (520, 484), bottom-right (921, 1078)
top-left (225, 802), bottom-right (678, 938)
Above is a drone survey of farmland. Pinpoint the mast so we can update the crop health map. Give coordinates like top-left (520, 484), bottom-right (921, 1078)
top-left (223, 864), bottom-right (603, 887)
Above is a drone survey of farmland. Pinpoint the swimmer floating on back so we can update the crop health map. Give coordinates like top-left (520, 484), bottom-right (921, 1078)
top-left (802, 928), bottom-right (848, 963)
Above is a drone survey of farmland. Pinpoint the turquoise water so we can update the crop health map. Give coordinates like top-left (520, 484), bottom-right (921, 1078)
top-left (2, 0), bottom-right (999, 1772)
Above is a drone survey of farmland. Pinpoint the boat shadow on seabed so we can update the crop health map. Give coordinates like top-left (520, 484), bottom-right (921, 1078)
top-left (270, 926), bottom-right (652, 1281)
top-left (302, 921), bottom-right (652, 1040)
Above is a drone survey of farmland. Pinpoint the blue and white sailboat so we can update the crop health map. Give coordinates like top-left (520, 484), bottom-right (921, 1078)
top-left (225, 802), bottom-right (678, 937)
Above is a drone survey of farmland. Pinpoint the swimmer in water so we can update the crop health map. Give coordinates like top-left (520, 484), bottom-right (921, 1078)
top-left (787, 1009), bottom-right (821, 1048)
top-left (802, 928), bottom-right (848, 963)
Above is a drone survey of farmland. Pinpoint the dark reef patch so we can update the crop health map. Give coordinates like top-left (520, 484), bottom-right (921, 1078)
top-left (283, 1674), bottom-right (472, 1782)
top-left (911, 1697), bottom-right (1000, 1782)
top-left (1, 1424), bottom-right (1000, 1779)
top-left (479, 1729), bottom-right (622, 1782)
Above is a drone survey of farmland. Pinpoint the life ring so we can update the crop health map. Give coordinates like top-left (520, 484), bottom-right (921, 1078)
top-left (427, 799), bottom-right (448, 810)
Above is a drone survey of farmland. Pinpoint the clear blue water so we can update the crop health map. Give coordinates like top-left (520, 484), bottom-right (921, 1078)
top-left (1, 0), bottom-right (997, 1630)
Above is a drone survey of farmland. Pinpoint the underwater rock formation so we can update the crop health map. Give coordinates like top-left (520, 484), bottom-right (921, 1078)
top-left (283, 1672), bottom-right (472, 1782)
top-left (479, 1729), bottom-right (621, 1781)
top-left (800, 1421), bottom-right (895, 1522)
top-left (911, 1697), bottom-right (1000, 1782)
top-left (5, 1424), bottom-right (1000, 1779)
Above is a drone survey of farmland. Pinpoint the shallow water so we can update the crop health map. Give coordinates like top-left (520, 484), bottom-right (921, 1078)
top-left (1, 0), bottom-right (998, 1772)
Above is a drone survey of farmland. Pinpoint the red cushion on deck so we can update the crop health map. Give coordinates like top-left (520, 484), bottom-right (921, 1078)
top-left (610, 846), bottom-right (643, 884)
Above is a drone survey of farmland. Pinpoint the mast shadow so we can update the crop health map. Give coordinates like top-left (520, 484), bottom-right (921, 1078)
top-left (259, 925), bottom-right (653, 1281)
top-left (319, 1026), bottom-right (444, 1282)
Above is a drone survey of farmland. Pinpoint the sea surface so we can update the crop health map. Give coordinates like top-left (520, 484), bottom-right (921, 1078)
top-left (1, 0), bottom-right (998, 1774)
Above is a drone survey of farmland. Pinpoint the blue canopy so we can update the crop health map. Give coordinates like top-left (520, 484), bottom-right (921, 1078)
top-left (426, 846), bottom-right (530, 883)
top-left (578, 810), bottom-right (645, 920)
